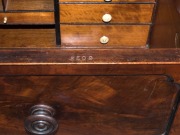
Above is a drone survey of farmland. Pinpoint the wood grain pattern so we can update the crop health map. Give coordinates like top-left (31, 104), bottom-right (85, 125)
top-left (0, 29), bottom-right (56, 47)
top-left (61, 25), bottom-right (150, 47)
top-left (60, 4), bottom-right (154, 23)
top-left (1, 49), bottom-right (180, 64)
top-left (0, 75), bottom-right (179, 135)
top-left (6, 0), bottom-right (54, 11)
top-left (0, 12), bottom-right (54, 24)
top-left (60, 0), bottom-right (155, 2)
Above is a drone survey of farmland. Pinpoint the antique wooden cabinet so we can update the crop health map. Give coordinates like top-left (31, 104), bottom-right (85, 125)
top-left (0, 0), bottom-right (180, 135)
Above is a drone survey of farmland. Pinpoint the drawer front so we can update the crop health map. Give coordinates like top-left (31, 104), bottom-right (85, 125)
top-left (61, 25), bottom-right (150, 48)
top-left (0, 12), bottom-right (54, 24)
top-left (0, 75), bottom-right (179, 135)
top-left (60, 0), bottom-right (155, 2)
top-left (0, 29), bottom-right (55, 47)
top-left (60, 4), bottom-right (154, 23)
top-left (6, 0), bottom-right (54, 11)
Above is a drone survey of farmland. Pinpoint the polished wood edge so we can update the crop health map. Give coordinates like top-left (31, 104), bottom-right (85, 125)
top-left (0, 48), bottom-right (180, 64)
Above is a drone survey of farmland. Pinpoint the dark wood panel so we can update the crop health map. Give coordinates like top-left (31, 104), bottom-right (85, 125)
top-left (0, 49), bottom-right (180, 64)
top-left (0, 12), bottom-right (54, 24)
top-left (0, 1), bottom-right (3, 11)
top-left (170, 105), bottom-right (180, 135)
top-left (6, 0), bottom-right (54, 11)
top-left (150, 0), bottom-right (180, 48)
top-left (60, 0), bottom-right (155, 2)
top-left (1, 64), bottom-right (180, 83)
top-left (60, 4), bottom-right (154, 23)
top-left (61, 25), bottom-right (150, 47)
top-left (0, 29), bottom-right (56, 47)
top-left (2, 0), bottom-right (8, 11)
top-left (0, 75), bottom-right (179, 135)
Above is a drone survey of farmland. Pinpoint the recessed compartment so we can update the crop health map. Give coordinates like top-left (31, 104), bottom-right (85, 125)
top-left (0, 12), bottom-right (54, 24)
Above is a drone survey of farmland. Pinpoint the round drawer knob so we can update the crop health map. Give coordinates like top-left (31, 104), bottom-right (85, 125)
top-left (3, 17), bottom-right (7, 24)
top-left (24, 105), bottom-right (58, 135)
top-left (100, 36), bottom-right (109, 44)
top-left (104, 0), bottom-right (112, 2)
top-left (102, 14), bottom-right (112, 23)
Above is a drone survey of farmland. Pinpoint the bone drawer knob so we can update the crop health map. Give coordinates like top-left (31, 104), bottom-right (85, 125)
top-left (3, 17), bottom-right (7, 24)
top-left (104, 0), bottom-right (112, 2)
top-left (102, 14), bottom-right (112, 23)
top-left (100, 36), bottom-right (109, 44)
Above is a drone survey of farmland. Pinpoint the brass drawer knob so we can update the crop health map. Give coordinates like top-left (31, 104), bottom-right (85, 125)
top-left (100, 36), bottom-right (109, 44)
top-left (3, 17), bottom-right (7, 24)
top-left (24, 104), bottom-right (58, 135)
top-left (102, 14), bottom-right (112, 23)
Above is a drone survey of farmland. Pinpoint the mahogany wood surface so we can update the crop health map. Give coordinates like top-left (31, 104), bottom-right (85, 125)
top-left (6, 0), bottom-right (54, 11)
top-left (0, 0), bottom-right (180, 134)
top-left (150, 0), bottom-right (180, 48)
top-left (0, 2), bottom-right (2, 11)
top-left (60, 4), bottom-right (154, 23)
top-left (175, 0), bottom-right (180, 14)
top-left (61, 25), bottom-right (150, 47)
top-left (0, 75), bottom-right (179, 135)
top-left (2, 0), bottom-right (8, 11)
top-left (0, 12), bottom-right (54, 24)
top-left (59, 0), bottom-right (155, 2)
top-left (0, 29), bottom-right (56, 47)
top-left (170, 105), bottom-right (180, 135)
top-left (1, 49), bottom-right (180, 81)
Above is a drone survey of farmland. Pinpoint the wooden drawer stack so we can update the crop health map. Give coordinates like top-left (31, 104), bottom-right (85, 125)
top-left (0, 0), bottom-right (54, 24)
top-left (59, 0), bottom-right (156, 48)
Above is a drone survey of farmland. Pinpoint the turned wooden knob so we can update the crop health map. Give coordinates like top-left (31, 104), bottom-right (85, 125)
top-left (24, 105), bottom-right (58, 135)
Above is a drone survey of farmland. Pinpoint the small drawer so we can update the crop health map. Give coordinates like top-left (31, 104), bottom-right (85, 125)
top-left (60, 25), bottom-right (150, 48)
top-left (0, 28), bottom-right (56, 47)
top-left (6, 0), bottom-right (54, 11)
top-left (60, 0), bottom-right (155, 2)
top-left (60, 4), bottom-right (154, 24)
top-left (0, 12), bottom-right (54, 24)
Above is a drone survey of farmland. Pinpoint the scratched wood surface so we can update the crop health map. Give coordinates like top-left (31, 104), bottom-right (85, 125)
top-left (6, 0), bottom-right (54, 11)
top-left (60, 4), bottom-right (154, 23)
top-left (0, 12), bottom-right (54, 24)
top-left (0, 75), bottom-right (179, 135)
